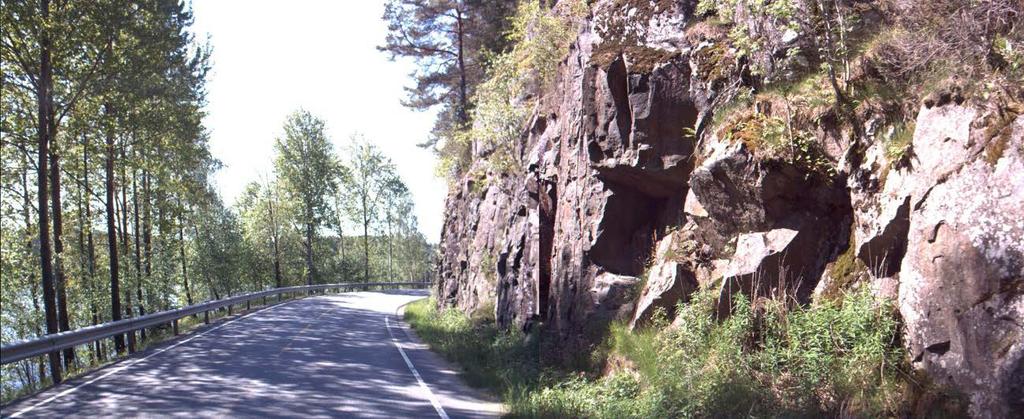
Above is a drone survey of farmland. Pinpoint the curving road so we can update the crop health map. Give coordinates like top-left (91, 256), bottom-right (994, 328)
top-left (1, 290), bottom-right (502, 418)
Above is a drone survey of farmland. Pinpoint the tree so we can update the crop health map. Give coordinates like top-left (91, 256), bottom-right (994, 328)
top-left (341, 135), bottom-right (395, 282)
top-left (382, 178), bottom-right (411, 281)
top-left (1, 0), bottom-right (127, 382)
top-left (273, 110), bottom-right (340, 287)
top-left (0, 0), bottom-right (233, 396)
top-left (379, 0), bottom-right (516, 147)
top-left (237, 178), bottom-right (291, 290)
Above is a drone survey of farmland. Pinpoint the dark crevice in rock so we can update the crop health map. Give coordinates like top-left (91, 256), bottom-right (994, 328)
top-left (588, 184), bottom-right (666, 276)
top-left (539, 179), bottom-right (556, 319)
top-left (607, 56), bottom-right (632, 147)
top-left (926, 340), bottom-right (952, 356)
top-left (859, 196), bottom-right (911, 277)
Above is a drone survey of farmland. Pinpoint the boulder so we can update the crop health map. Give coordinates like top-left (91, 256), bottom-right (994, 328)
top-left (717, 221), bottom-right (830, 315)
top-left (590, 272), bottom-right (641, 321)
top-left (630, 261), bottom-right (697, 328)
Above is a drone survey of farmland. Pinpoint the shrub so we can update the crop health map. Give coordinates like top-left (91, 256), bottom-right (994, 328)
top-left (871, 0), bottom-right (1022, 89)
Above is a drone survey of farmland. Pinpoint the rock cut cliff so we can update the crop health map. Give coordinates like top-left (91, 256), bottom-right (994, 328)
top-left (436, 0), bottom-right (1023, 416)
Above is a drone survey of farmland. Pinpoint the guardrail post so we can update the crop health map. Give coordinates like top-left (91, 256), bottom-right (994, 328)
top-left (173, 319), bottom-right (179, 336)
top-left (246, 300), bottom-right (250, 311)
top-left (228, 305), bottom-right (232, 316)
top-left (204, 311), bottom-right (209, 324)
top-left (263, 295), bottom-right (267, 305)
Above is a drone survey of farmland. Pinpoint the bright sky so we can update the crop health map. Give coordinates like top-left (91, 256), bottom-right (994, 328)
top-left (190, 0), bottom-right (446, 242)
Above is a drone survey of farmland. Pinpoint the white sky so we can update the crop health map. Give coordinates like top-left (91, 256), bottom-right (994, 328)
top-left (190, 0), bottom-right (446, 242)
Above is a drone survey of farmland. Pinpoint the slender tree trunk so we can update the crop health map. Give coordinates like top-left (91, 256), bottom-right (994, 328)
top-left (20, 360), bottom-right (37, 393)
top-left (124, 293), bottom-right (136, 353)
top-left (267, 194), bottom-right (282, 289)
top-left (29, 282), bottom-right (46, 383)
top-left (143, 171), bottom-right (152, 279)
top-left (387, 210), bottom-right (393, 281)
top-left (76, 148), bottom-right (88, 345)
top-left (362, 193), bottom-right (369, 282)
top-left (117, 149), bottom-right (136, 353)
top-left (75, 137), bottom-right (98, 365)
top-left (305, 219), bottom-right (315, 287)
top-left (50, 148), bottom-right (75, 370)
top-left (455, 8), bottom-right (468, 124)
top-left (104, 103), bottom-right (125, 354)
top-left (36, 0), bottom-right (63, 383)
top-left (23, 150), bottom-right (48, 382)
top-left (82, 135), bottom-right (104, 362)
top-left (132, 168), bottom-right (145, 342)
top-left (179, 218), bottom-right (193, 306)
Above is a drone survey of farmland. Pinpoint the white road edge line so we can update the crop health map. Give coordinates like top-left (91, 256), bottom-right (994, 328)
top-left (385, 315), bottom-right (450, 419)
top-left (8, 299), bottom-right (298, 418)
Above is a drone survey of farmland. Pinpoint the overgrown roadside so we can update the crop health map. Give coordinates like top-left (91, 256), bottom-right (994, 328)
top-left (405, 289), bottom-right (966, 418)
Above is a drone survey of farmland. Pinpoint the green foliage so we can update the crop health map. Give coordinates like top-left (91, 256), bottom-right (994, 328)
top-left (535, 288), bottom-right (908, 417)
top-left (724, 113), bottom-right (836, 178)
top-left (994, 35), bottom-right (1024, 75)
top-left (884, 121), bottom-right (915, 164)
top-left (404, 298), bottom-right (541, 392)
top-left (436, 0), bottom-right (585, 180)
top-left (411, 287), bottom-right (916, 418)
top-left (380, 0), bottom-right (517, 149)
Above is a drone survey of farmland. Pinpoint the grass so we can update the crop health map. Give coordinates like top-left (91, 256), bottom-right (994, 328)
top-left (404, 298), bottom-right (542, 393)
top-left (405, 288), bottom-right (953, 418)
top-left (884, 121), bottom-right (915, 164)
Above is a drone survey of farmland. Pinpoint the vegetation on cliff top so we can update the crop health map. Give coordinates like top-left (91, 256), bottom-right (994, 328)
top-left (437, 0), bottom-right (585, 181)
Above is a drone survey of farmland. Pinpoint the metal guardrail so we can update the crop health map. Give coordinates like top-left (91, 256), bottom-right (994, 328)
top-left (0, 281), bottom-right (429, 365)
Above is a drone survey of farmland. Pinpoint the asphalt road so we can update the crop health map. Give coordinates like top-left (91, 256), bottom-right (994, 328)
top-left (0, 290), bottom-right (502, 418)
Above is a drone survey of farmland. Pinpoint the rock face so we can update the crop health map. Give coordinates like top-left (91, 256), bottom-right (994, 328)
top-left (435, 0), bottom-right (1023, 415)
top-left (894, 108), bottom-right (1024, 418)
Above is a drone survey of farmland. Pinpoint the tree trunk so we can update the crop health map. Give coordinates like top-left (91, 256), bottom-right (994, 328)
top-left (23, 150), bottom-right (49, 382)
top-left (75, 136), bottom-right (94, 365)
top-left (305, 219), bottom-right (315, 287)
top-left (455, 7), bottom-right (468, 124)
top-left (29, 282), bottom-right (46, 384)
top-left (118, 147), bottom-right (136, 353)
top-left (132, 168), bottom-right (145, 342)
top-left (36, 0), bottom-right (63, 383)
top-left (50, 147), bottom-right (75, 370)
top-left (362, 193), bottom-right (370, 282)
top-left (104, 103), bottom-right (125, 354)
top-left (179, 218), bottom-right (193, 306)
top-left (83, 134), bottom-right (104, 362)
top-left (143, 171), bottom-right (152, 279)
top-left (268, 194), bottom-right (282, 289)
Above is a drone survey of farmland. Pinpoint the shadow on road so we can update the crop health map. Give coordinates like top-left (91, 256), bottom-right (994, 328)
top-left (1, 291), bottom-right (492, 419)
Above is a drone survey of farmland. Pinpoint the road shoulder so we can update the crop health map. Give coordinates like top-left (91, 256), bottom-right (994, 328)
top-left (393, 301), bottom-right (506, 419)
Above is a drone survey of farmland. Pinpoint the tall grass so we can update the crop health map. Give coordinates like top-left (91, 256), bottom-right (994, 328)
top-left (406, 288), bottom-right (919, 418)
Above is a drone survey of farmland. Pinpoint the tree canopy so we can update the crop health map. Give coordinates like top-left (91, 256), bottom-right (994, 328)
top-left (1, 1), bottom-right (433, 401)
